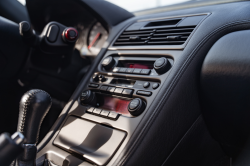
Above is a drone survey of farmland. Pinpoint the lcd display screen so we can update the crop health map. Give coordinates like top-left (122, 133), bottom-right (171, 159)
top-left (118, 60), bottom-right (154, 69)
top-left (96, 94), bottom-right (131, 116)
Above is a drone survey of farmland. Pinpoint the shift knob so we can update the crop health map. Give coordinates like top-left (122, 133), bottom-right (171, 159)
top-left (18, 89), bottom-right (52, 144)
top-left (16, 90), bottom-right (51, 166)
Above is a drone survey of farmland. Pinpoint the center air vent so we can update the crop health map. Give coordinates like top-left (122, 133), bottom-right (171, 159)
top-left (114, 26), bottom-right (196, 46)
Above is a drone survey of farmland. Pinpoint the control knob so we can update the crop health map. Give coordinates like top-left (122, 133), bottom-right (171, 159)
top-left (98, 75), bottom-right (106, 82)
top-left (154, 57), bottom-right (171, 74)
top-left (101, 56), bottom-right (115, 70)
top-left (128, 98), bottom-right (146, 116)
top-left (62, 27), bottom-right (78, 43)
top-left (80, 90), bottom-right (96, 106)
top-left (92, 74), bottom-right (99, 82)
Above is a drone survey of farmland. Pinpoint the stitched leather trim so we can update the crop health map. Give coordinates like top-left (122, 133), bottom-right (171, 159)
top-left (19, 89), bottom-right (52, 143)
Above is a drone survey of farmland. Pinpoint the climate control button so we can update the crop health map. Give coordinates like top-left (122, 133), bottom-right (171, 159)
top-left (143, 82), bottom-right (150, 88)
top-left (152, 83), bottom-right (160, 89)
top-left (136, 90), bottom-right (152, 96)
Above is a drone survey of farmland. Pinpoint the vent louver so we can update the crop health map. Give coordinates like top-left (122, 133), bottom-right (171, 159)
top-left (114, 26), bottom-right (196, 46)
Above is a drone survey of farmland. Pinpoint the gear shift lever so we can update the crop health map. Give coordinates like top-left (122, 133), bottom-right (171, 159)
top-left (16, 89), bottom-right (52, 166)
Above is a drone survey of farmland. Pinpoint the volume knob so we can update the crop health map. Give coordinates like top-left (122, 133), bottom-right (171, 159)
top-left (101, 56), bottom-right (115, 70)
top-left (154, 57), bottom-right (171, 74)
top-left (128, 98), bottom-right (146, 116)
top-left (80, 90), bottom-right (96, 106)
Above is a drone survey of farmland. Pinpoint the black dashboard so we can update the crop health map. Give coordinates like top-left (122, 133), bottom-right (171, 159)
top-left (2, 0), bottom-right (250, 166)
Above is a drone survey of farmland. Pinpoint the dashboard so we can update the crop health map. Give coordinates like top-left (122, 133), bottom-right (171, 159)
top-left (27, 0), bottom-right (109, 58)
top-left (13, 0), bottom-right (250, 166)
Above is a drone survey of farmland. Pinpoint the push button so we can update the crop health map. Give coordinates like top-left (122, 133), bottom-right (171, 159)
top-left (152, 83), bottom-right (160, 89)
top-left (107, 86), bottom-right (116, 94)
top-left (100, 110), bottom-right (110, 117)
top-left (86, 107), bottom-right (95, 113)
top-left (114, 88), bottom-right (124, 95)
top-left (47, 25), bottom-right (59, 43)
top-left (126, 68), bottom-right (134, 73)
top-left (88, 83), bottom-right (99, 88)
top-left (119, 68), bottom-right (127, 73)
top-left (137, 90), bottom-right (152, 96)
top-left (143, 82), bottom-right (150, 88)
top-left (93, 108), bottom-right (102, 115)
top-left (141, 69), bottom-right (151, 75)
top-left (108, 111), bottom-right (119, 120)
top-left (122, 89), bottom-right (134, 97)
top-left (133, 69), bottom-right (142, 74)
top-left (100, 85), bottom-right (108, 91)
top-left (113, 67), bottom-right (120, 72)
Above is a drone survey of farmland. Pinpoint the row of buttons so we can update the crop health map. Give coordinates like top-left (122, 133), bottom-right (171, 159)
top-left (87, 107), bottom-right (119, 120)
top-left (113, 67), bottom-right (151, 75)
top-left (101, 85), bottom-right (152, 97)
top-left (143, 82), bottom-right (159, 89)
top-left (100, 85), bottom-right (134, 98)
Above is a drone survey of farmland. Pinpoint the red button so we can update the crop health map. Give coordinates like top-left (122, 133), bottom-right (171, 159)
top-left (64, 28), bottom-right (78, 42)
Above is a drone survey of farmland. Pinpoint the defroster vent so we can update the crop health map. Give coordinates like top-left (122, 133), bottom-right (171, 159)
top-left (114, 26), bottom-right (196, 46)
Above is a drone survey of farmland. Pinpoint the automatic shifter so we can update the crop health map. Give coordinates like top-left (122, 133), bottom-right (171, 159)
top-left (16, 89), bottom-right (52, 166)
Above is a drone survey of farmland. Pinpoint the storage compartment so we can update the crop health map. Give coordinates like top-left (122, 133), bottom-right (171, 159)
top-left (54, 116), bottom-right (127, 165)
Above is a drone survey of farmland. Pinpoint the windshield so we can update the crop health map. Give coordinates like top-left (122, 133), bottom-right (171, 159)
top-left (106, 0), bottom-right (190, 12)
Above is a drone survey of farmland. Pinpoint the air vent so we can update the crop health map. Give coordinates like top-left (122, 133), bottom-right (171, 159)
top-left (114, 26), bottom-right (196, 46)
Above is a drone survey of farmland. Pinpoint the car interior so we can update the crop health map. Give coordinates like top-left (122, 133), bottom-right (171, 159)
top-left (0, 0), bottom-right (250, 165)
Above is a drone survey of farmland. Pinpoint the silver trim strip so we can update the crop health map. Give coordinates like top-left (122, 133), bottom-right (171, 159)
top-left (138, 12), bottom-right (209, 22)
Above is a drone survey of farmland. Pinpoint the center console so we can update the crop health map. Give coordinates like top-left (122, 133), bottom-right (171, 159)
top-left (36, 12), bottom-right (208, 166)
top-left (79, 54), bottom-right (173, 120)
top-left (42, 50), bottom-right (178, 166)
